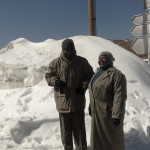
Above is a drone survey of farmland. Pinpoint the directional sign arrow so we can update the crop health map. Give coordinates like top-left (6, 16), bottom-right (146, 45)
top-left (131, 37), bottom-right (149, 54)
top-left (131, 24), bottom-right (150, 36)
top-left (132, 13), bottom-right (150, 25)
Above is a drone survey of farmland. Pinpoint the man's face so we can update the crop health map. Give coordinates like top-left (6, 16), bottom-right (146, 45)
top-left (63, 48), bottom-right (75, 59)
top-left (98, 55), bottom-right (109, 67)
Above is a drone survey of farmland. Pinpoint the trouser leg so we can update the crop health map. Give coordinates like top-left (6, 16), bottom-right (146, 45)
top-left (72, 110), bottom-right (87, 150)
top-left (59, 113), bottom-right (73, 150)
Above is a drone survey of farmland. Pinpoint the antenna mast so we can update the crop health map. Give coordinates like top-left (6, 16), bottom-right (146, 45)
top-left (88, 0), bottom-right (97, 35)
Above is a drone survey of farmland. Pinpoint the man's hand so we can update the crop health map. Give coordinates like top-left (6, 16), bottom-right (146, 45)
top-left (55, 80), bottom-right (67, 89)
top-left (111, 118), bottom-right (120, 126)
top-left (76, 86), bottom-right (85, 95)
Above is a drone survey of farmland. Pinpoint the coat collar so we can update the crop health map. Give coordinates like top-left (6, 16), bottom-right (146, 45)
top-left (89, 66), bottom-right (116, 89)
top-left (99, 66), bottom-right (116, 80)
top-left (60, 52), bottom-right (76, 64)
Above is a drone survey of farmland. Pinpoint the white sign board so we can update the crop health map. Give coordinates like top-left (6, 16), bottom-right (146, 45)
top-left (132, 13), bottom-right (150, 25)
top-left (131, 37), bottom-right (149, 54)
top-left (131, 24), bottom-right (150, 36)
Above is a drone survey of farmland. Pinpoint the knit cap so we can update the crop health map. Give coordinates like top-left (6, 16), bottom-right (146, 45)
top-left (62, 39), bottom-right (75, 51)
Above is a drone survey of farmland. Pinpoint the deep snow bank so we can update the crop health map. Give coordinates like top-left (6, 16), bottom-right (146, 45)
top-left (0, 36), bottom-right (150, 150)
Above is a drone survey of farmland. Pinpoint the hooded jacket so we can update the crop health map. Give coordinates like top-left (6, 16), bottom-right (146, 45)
top-left (45, 53), bottom-right (94, 112)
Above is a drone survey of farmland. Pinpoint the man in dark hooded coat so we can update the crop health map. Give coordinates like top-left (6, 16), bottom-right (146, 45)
top-left (45, 39), bottom-right (94, 150)
top-left (89, 51), bottom-right (127, 150)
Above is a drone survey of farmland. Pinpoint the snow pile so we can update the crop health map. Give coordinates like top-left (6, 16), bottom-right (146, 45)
top-left (0, 36), bottom-right (150, 150)
top-left (0, 38), bottom-right (60, 88)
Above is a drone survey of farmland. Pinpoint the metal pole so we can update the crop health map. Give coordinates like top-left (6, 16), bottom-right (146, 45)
top-left (88, 0), bottom-right (96, 36)
top-left (148, 9), bottom-right (150, 64)
top-left (144, 0), bottom-right (147, 10)
top-left (147, 5), bottom-right (150, 64)
top-left (144, 0), bottom-right (150, 64)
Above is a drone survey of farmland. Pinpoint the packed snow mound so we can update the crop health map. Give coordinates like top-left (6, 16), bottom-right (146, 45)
top-left (0, 36), bottom-right (150, 91)
top-left (0, 36), bottom-right (150, 149)
top-left (0, 38), bottom-right (61, 88)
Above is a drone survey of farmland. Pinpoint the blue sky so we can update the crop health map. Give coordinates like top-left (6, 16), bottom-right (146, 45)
top-left (0, 0), bottom-right (146, 47)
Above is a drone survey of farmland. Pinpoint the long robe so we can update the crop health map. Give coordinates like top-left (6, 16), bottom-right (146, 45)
top-left (89, 66), bottom-right (127, 150)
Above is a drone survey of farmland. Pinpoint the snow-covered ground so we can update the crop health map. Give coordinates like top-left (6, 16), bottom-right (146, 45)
top-left (0, 36), bottom-right (150, 150)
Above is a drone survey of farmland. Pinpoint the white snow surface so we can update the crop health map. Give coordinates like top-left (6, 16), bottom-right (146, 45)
top-left (0, 36), bottom-right (150, 150)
